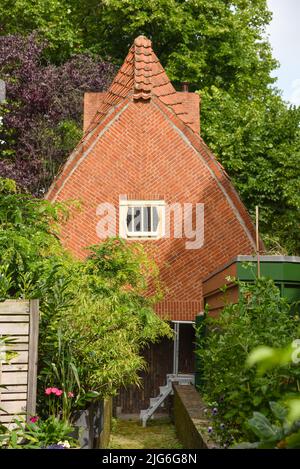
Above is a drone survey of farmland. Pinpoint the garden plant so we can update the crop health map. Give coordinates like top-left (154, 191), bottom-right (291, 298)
top-left (196, 275), bottom-right (300, 445)
top-left (0, 177), bottom-right (171, 448)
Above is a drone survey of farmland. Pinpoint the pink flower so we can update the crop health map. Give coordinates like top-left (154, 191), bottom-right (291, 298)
top-left (29, 416), bottom-right (39, 423)
top-left (68, 392), bottom-right (74, 398)
top-left (45, 387), bottom-right (63, 396)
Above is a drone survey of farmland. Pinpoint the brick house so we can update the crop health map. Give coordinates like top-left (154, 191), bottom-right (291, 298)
top-left (47, 36), bottom-right (258, 414)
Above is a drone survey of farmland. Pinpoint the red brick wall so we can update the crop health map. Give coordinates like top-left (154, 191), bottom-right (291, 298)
top-left (83, 92), bottom-right (105, 132)
top-left (52, 99), bottom-right (255, 321)
top-left (177, 92), bottom-right (200, 134)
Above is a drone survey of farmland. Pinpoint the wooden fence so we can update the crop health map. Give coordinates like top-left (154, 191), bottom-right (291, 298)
top-left (0, 299), bottom-right (39, 425)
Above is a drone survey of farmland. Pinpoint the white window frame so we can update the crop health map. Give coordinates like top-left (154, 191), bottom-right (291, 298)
top-left (119, 200), bottom-right (166, 239)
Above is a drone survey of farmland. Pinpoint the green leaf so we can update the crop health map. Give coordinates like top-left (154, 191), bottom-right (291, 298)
top-left (285, 429), bottom-right (300, 449)
top-left (232, 442), bottom-right (259, 449)
top-left (269, 401), bottom-right (288, 422)
top-left (248, 412), bottom-right (283, 441)
top-left (252, 395), bottom-right (263, 406)
top-left (246, 345), bottom-right (293, 374)
top-left (286, 399), bottom-right (300, 424)
top-left (246, 346), bottom-right (275, 367)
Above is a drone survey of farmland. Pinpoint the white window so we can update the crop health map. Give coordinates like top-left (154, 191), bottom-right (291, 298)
top-left (119, 200), bottom-right (165, 239)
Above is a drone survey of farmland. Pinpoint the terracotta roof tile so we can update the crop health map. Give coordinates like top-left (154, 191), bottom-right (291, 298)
top-left (158, 93), bottom-right (182, 105)
top-left (85, 35), bottom-right (200, 135)
top-left (134, 36), bottom-right (152, 48)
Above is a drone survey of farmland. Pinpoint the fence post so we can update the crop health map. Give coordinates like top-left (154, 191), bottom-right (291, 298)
top-left (27, 299), bottom-right (39, 420)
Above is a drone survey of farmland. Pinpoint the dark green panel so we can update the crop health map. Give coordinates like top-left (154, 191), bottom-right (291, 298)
top-left (236, 260), bottom-right (300, 312)
top-left (283, 285), bottom-right (300, 303)
top-left (237, 261), bottom-right (300, 283)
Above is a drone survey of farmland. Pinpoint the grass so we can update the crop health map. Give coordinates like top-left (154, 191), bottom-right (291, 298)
top-left (108, 418), bottom-right (183, 449)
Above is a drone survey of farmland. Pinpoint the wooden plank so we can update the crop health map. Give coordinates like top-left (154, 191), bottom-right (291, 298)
top-left (2, 363), bottom-right (28, 372)
top-left (27, 299), bottom-right (39, 419)
top-left (0, 315), bottom-right (29, 322)
top-left (0, 400), bottom-right (27, 414)
top-left (6, 336), bottom-right (29, 344)
top-left (1, 393), bottom-right (27, 401)
top-left (0, 300), bottom-right (29, 314)
top-left (8, 351), bottom-right (29, 364)
top-left (1, 351), bottom-right (28, 365)
top-left (10, 343), bottom-right (29, 352)
top-left (202, 263), bottom-right (237, 296)
top-left (0, 299), bottom-right (39, 423)
top-left (116, 337), bottom-right (174, 413)
top-left (1, 385), bottom-right (27, 393)
top-left (1, 421), bottom-right (20, 430)
top-left (0, 414), bottom-right (26, 424)
top-left (1, 371), bottom-right (28, 385)
top-left (2, 421), bottom-right (22, 430)
top-left (0, 323), bottom-right (29, 335)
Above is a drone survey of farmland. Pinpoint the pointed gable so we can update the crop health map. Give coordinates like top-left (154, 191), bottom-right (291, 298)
top-left (85, 36), bottom-right (199, 135)
top-left (47, 36), bottom-right (257, 250)
top-left (46, 35), bottom-right (261, 322)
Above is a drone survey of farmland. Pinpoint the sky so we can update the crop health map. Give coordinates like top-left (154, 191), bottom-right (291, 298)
top-left (267, 0), bottom-right (300, 105)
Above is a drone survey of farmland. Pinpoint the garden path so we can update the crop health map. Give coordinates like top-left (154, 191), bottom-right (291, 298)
top-left (108, 418), bottom-right (182, 449)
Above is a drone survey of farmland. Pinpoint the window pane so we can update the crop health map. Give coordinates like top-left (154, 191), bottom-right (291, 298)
top-left (133, 207), bottom-right (141, 232)
top-left (124, 203), bottom-right (162, 236)
top-left (143, 206), bottom-right (152, 232)
top-left (126, 207), bottom-right (133, 232)
top-left (152, 207), bottom-right (159, 231)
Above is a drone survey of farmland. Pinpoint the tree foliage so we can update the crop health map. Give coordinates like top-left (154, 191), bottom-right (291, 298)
top-left (0, 1), bottom-right (299, 251)
top-left (201, 88), bottom-right (300, 254)
top-left (0, 0), bottom-right (80, 63)
top-left (0, 34), bottom-right (114, 194)
top-left (0, 1), bottom-right (277, 90)
top-left (0, 178), bottom-right (170, 407)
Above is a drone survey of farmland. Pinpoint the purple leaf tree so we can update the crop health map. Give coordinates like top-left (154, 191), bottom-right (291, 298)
top-left (0, 34), bottom-right (115, 194)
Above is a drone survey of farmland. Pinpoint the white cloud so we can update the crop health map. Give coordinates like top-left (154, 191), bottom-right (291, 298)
top-left (290, 79), bottom-right (300, 106)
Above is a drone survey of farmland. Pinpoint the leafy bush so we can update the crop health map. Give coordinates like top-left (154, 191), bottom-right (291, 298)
top-left (0, 416), bottom-right (77, 449)
top-left (234, 343), bottom-right (300, 449)
top-left (234, 402), bottom-right (300, 449)
top-left (0, 178), bottom-right (171, 420)
top-left (197, 276), bottom-right (300, 442)
top-left (0, 334), bottom-right (18, 414)
top-left (0, 177), bottom-right (72, 299)
top-left (38, 238), bottom-right (171, 408)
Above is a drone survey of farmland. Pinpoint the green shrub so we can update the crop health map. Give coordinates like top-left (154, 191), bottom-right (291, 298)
top-left (38, 239), bottom-right (171, 408)
top-left (234, 344), bottom-right (300, 449)
top-left (0, 177), bottom-right (73, 299)
top-left (197, 276), bottom-right (300, 442)
top-left (0, 178), bottom-right (171, 419)
top-left (0, 416), bottom-right (77, 449)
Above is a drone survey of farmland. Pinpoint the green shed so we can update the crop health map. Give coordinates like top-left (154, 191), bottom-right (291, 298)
top-left (195, 256), bottom-right (300, 387)
top-left (202, 255), bottom-right (300, 316)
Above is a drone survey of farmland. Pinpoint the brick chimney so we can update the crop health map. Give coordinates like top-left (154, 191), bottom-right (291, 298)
top-left (178, 83), bottom-right (201, 134)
